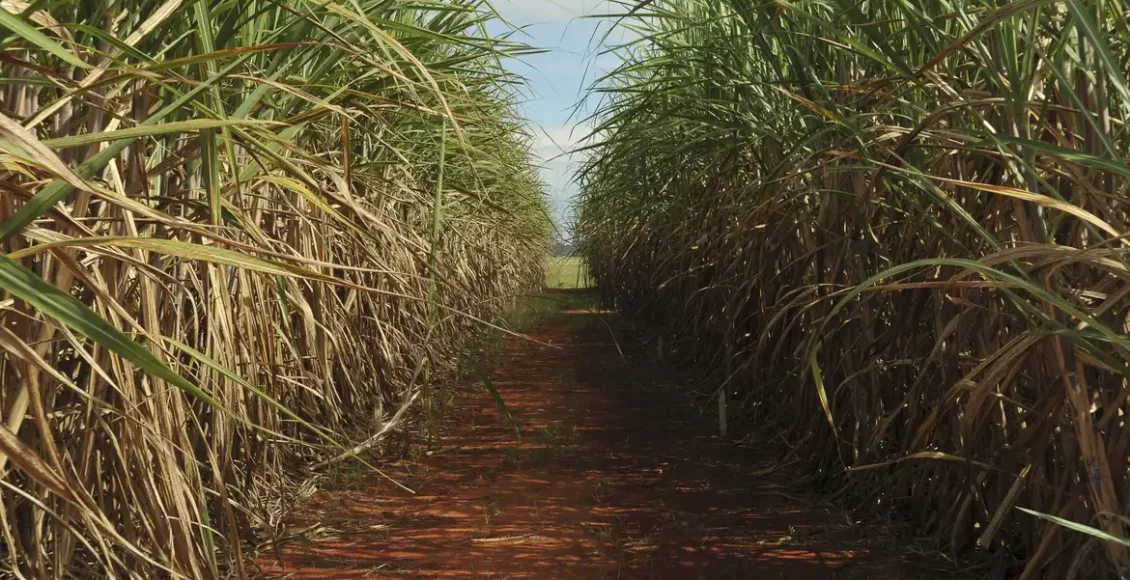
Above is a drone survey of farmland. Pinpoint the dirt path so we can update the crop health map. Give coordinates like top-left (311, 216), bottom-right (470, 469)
top-left (260, 291), bottom-right (955, 579)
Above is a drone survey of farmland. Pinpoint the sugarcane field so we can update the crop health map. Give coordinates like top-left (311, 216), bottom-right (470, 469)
top-left (1, 0), bottom-right (1129, 578)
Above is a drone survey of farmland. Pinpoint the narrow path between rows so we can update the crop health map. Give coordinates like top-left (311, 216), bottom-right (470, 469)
top-left (261, 290), bottom-right (954, 579)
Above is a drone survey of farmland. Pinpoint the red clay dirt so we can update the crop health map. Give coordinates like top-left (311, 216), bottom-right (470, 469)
top-left (259, 291), bottom-right (957, 579)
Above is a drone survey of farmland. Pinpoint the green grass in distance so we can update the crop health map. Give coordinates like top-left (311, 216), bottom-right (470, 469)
top-left (545, 257), bottom-right (590, 289)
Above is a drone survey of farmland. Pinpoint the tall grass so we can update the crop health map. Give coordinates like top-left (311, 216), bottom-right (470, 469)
top-left (0, 0), bottom-right (548, 577)
top-left (578, 0), bottom-right (1130, 576)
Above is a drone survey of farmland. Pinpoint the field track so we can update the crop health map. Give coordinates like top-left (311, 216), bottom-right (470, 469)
top-left (262, 290), bottom-right (960, 579)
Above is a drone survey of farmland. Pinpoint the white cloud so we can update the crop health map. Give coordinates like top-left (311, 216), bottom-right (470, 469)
top-left (528, 122), bottom-right (596, 234)
top-left (533, 123), bottom-right (589, 157)
top-left (485, 0), bottom-right (629, 235)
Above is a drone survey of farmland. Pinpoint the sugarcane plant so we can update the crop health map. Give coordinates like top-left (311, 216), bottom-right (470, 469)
top-left (578, 0), bottom-right (1130, 577)
top-left (0, 0), bottom-right (549, 577)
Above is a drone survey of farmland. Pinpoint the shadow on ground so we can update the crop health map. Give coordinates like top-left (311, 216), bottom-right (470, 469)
top-left (260, 290), bottom-right (960, 579)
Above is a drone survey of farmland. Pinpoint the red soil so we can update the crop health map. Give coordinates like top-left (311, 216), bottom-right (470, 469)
top-left (259, 291), bottom-right (956, 579)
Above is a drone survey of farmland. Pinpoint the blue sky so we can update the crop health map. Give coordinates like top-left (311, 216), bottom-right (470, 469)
top-left (486, 0), bottom-right (623, 238)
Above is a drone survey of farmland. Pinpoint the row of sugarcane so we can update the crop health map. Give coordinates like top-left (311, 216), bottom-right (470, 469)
top-left (0, 0), bottom-right (549, 577)
top-left (578, 0), bottom-right (1130, 577)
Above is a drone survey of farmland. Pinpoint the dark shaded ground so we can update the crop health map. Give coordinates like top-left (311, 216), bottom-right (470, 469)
top-left (260, 290), bottom-right (962, 579)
